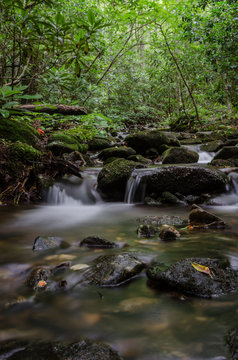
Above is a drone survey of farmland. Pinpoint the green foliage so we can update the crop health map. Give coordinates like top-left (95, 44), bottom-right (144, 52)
top-left (9, 141), bottom-right (41, 163)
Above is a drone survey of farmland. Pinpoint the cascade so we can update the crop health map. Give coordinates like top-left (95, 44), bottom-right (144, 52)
top-left (183, 144), bottom-right (215, 164)
top-left (124, 168), bottom-right (150, 204)
top-left (211, 171), bottom-right (238, 207)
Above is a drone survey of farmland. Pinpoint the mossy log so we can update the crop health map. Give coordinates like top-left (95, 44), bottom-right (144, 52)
top-left (18, 104), bottom-right (88, 115)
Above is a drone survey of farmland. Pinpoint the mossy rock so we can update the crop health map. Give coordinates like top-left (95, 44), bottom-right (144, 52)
top-left (47, 141), bottom-right (79, 155)
top-left (128, 154), bottom-right (151, 164)
top-left (125, 130), bottom-right (180, 155)
top-left (9, 142), bottom-right (41, 164)
top-left (97, 158), bottom-right (142, 201)
top-left (162, 147), bottom-right (199, 164)
top-left (88, 136), bottom-right (113, 151)
top-left (210, 159), bottom-right (235, 167)
top-left (213, 146), bottom-right (238, 162)
top-left (200, 140), bottom-right (223, 152)
top-left (146, 257), bottom-right (238, 298)
top-left (49, 133), bottom-right (79, 145)
top-left (0, 117), bottom-right (39, 147)
top-left (99, 146), bottom-right (136, 161)
top-left (169, 114), bottom-right (196, 131)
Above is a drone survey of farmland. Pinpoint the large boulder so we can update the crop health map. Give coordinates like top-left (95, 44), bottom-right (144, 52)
top-left (97, 158), bottom-right (142, 201)
top-left (88, 136), bottom-right (114, 151)
top-left (146, 257), bottom-right (238, 298)
top-left (79, 253), bottom-right (145, 287)
top-left (200, 140), bottom-right (223, 152)
top-left (212, 146), bottom-right (238, 166)
top-left (125, 130), bottom-right (180, 155)
top-left (0, 117), bottom-right (39, 147)
top-left (137, 165), bottom-right (227, 197)
top-left (47, 133), bottom-right (80, 156)
top-left (0, 339), bottom-right (123, 360)
top-left (99, 146), bottom-right (136, 161)
top-left (162, 147), bottom-right (199, 164)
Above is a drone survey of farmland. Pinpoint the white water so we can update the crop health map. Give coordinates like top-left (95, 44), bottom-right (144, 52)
top-left (209, 171), bottom-right (238, 211)
top-left (183, 144), bottom-right (215, 164)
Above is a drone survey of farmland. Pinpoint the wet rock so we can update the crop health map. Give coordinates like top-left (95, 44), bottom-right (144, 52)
top-left (146, 257), bottom-right (238, 298)
top-left (53, 262), bottom-right (71, 277)
top-left (137, 224), bottom-right (159, 238)
top-left (88, 136), bottom-right (113, 151)
top-left (0, 339), bottom-right (123, 360)
top-left (97, 159), bottom-right (143, 201)
top-left (81, 253), bottom-right (145, 287)
top-left (189, 204), bottom-right (226, 228)
top-left (183, 194), bottom-right (210, 205)
top-left (159, 225), bottom-right (180, 241)
top-left (99, 146), bottom-right (136, 161)
top-left (161, 191), bottom-right (181, 204)
top-left (162, 147), bottom-right (199, 164)
top-left (137, 215), bottom-right (187, 227)
top-left (128, 154), bottom-right (152, 164)
top-left (210, 159), bottom-right (234, 167)
top-left (212, 146), bottom-right (238, 166)
top-left (25, 266), bottom-right (52, 290)
top-left (33, 236), bottom-right (70, 251)
top-left (140, 165), bottom-right (227, 197)
top-left (125, 130), bottom-right (180, 156)
top-left (79, 236), bottom-right (117, 248)
top-left (200, 140), bottom-right (223, 152)
top-left (144, 196), bottom-right (162, 206)
top-left (227, 328), bottom-right (238, 360)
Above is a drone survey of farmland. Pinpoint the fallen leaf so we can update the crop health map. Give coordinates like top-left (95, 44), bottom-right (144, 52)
top-left (37, 280), bottom-right (47, 288)
top-left (70, 264), bottom-right (89, 271)
top-left (45, 254), bottom-right (76, 262)
top-left (191, 262), bottom-right (214, 279)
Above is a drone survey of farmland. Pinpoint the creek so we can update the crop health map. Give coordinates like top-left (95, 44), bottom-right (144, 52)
top-left (0, 157), bottom-right (238, 359)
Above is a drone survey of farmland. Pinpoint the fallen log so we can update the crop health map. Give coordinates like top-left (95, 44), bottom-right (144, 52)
top-left (17, 104), bottom-right (88, 115)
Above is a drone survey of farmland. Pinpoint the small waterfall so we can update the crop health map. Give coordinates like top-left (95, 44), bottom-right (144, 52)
top-left (211, 171), bottom-right (238, 207)
top-left (183, 144), bottom-right (215, 164)
top-left (124, 169), bottom-right (148, 204)
top-left (46, 169), bottom-right (102, 205)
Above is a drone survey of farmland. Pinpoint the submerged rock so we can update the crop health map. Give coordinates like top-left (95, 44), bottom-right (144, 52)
top-left (33, 236), bottom-right (70, 251)
top-left (137, 215), bottom-right (187, 227)
top-left (137, 224), bottom-right (159, 238)
top-left (189, 204), bottom-right (226, 228)
top-left (227, 328), bottom-right (238, 360)
top-left (79, 236), bottom-right (117, 248)
top-left (0, 339), bottom-right (123, 360)
top-left (162, 147), bottom-right (199, 164)
top-left (97, 158), bottom-right (142, 201)
top-left (146, 257), bottom-right (238, 298)
top-left (80, 253), bottom-right (145, 287)
top-left (125, 130), bottom-right (180, 156)
top-left (159, 225), bottom-right (180, 241)
top-left (25, 266), bottom-right (52, 290)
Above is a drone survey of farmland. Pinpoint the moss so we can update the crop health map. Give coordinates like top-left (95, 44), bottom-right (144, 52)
top-left (88, 136), bottom-right (112, 151)
top-left (49, 133), bottom-right (79, 145)
top-left (162, 147), bottom-right (199, 164)
top-left (10, 141), bottom-right (41, 163)
top-left (0, 117), bottom-right (39, 147)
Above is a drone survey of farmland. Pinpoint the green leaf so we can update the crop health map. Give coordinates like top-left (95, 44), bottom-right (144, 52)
top-left (75, 61), bottom-right (81, 78)
top-left (84, 42), bottom-right (89, 54)
top-left (87, 9), bottom-right (95, 25)
top-left (55, 13), bottom-right (65, 26)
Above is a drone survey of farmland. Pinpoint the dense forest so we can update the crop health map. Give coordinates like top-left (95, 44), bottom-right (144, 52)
top-left (1, 1), bottom-right (238, 359)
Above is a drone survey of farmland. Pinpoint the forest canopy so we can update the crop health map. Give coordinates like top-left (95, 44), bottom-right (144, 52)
top-left (0, 0), bottom-right (237, 128)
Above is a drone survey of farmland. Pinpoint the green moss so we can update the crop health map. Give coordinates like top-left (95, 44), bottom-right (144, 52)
top-left (0, 117), bottom-right (39, 146)
top-left (49, 133), bottom-right (79, 145)
top-left (10, 141), bottom-right (41, 163)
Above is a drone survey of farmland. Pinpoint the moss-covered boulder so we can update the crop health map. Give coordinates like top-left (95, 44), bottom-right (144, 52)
top-left (128, 154), bottom-right (151, 164)
top-left (200, 140), bottom-right (223, 152)
top-left (0, 117), bottom-right (39, 147)
top-left (88, 136), bottom-right (114, 151)
top-left (125, 130), bottom-right (180, 155)
top-left (99, 146), bottom-right (136, 161)
top-left (47, 133), bottom-right (81, 155)
top-left (9, 142), bottom-right (40, 163)
top-left (133, 165), bottom-right (227, 198)
top-left (97, 158), bottom-right (142, 200)
top-left (162, 147), bottom-right (199, 164)
top-left (212, 146), bottom-right (238, 166)
top-left (146, 257), bottom-right (238, 298)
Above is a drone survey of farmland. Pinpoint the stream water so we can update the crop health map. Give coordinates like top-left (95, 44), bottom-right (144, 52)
top-left (0, 161), bottom-right (238, 359)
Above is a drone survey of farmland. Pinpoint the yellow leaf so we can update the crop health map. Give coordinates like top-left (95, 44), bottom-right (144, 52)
top-left (70, 264), bottom-right (89, 271)
top-left (191, 262), bottom-right (214, 279)
top-left (37, 280), bottom-right (47, 288)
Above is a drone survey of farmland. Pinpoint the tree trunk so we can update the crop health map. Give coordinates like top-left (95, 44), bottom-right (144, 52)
top-left (17, 104), bottom-right (88, 115)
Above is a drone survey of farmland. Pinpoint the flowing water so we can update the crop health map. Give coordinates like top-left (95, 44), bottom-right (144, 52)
top-left (0, 166), bottom-right (238, 359)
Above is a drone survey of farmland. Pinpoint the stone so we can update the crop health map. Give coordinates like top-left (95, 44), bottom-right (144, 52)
top-left (98, 146), bottom-right (136, 161)
top-left (227, 328), bottom-right (238, 360)
top-left (213, 146), bottom-right (238, 163)
top-left (162, 146), bottom-right (199, 164)
top-left (127, 154), bottom-right (151, 164)
top-left (88, 136), bottom-right (113, 151)
top-left (33, 236), bottom-right (70, 251)
top-left (25, 266), bottom-right (52, 290)
top-left (137, 224), bottom-right (159, 238)
top-left (80, 253), bottom-right (145, 287)
top-left (159, 225), bottom-right (180, 241)
top-left (189, 204), bottom-right (226, 228)
top-left (97, 159), bottom-right (143, 201)
top-left (125, 130), bottom-right (180, 155)
top-left (146, 257), bottom-right (238, 298)
top-left (139, 165), bottom-right (227, 197)
top-left (79, 236), bottom-right (117, 248)
top-left (200, 140), bottom-right (223, 152)
top-left (161, 191), bottom-right (181, 204)
top-left (0, 339), bottom-right (123, 360)
top-left (137, 215), bottom-right (187, 227)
